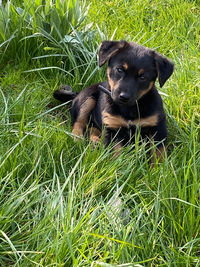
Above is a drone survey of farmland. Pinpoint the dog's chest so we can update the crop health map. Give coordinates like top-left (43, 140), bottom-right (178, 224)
top-left (118, 105), bottom-right (139, 120)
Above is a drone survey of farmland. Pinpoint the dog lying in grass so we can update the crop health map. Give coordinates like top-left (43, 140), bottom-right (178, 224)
top-left (54, 40), bottom-right (174, 162)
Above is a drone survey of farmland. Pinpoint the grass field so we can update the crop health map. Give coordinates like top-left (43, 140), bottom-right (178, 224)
top-left (0, 0), bottom-right (200, 266)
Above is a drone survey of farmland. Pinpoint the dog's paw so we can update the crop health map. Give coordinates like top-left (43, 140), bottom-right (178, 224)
top-left (72, 128), bottom-right (84, 141)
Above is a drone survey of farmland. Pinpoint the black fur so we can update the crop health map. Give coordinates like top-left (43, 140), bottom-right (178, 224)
top-left (53, 41), bottom-right (174, 158)
top-left (53, 85), bottom-right (77, 102)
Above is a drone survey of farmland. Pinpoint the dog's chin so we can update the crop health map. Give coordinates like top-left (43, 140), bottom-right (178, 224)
top-left (112, 97), bottom-right (136, 107)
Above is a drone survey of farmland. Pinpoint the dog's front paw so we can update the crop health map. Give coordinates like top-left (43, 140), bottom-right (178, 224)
top-left (89, 127), bottom-right (101, 145)
top-left (72, 127), bottom-right (84, 141)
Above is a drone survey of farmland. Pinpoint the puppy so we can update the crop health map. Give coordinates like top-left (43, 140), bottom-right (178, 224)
top-left (54, 40), bottom-right (174, 161)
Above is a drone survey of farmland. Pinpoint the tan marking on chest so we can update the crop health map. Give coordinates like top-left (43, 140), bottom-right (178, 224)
top-left (102, 111), bottom-right (159, 129)
top-left (102, 111), bottom-right (129, 129)
top-left (131, 114), bottom-right (159, 127)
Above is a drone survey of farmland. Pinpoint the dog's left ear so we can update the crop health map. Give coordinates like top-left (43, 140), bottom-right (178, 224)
top-left (154, 52), bottom-right (174, 87)
top-left (98, 40), bottom-right (128, 67)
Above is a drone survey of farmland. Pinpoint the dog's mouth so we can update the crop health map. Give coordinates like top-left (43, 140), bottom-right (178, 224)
top-left (118, 96), bottom-right (130, 105)
top-left (114, 92), bottom-right (136, 106)
top-left (118, 99), bottom-right (135, 106)
top-left (98, 85), bottom-right (136, 106)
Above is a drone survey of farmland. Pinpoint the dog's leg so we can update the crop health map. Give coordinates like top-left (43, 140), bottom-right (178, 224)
top-left (104, 127), bottom-right (123, 157)
top-left (89, 127), bottom-right (101, 144)
top-left (71, 97), bottom-right (96, 140)
top-left (104, 127), bottom-right (129, 156)
top-left (150, 118), bottom-right (167, 165)
top-left (150, 143), bottom-right (166, 166)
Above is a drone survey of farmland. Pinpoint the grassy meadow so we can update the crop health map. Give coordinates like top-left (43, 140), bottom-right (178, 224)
top-left (0, 0), bottom-right (200, 266)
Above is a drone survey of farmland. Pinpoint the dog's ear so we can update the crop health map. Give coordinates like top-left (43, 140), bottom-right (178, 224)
top-left (98, 40), bottom-right (128, 67)
top-left (154, 52), bottom-right (174, 87)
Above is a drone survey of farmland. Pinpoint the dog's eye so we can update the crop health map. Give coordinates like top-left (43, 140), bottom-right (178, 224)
top-left (116, 67), bottom-right (124, 73)
top-left (138, 75), bottom-right (146, 81)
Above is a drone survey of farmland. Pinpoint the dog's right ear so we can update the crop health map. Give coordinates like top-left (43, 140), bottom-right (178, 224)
top-left (98, 40), bottom-right (128, 67)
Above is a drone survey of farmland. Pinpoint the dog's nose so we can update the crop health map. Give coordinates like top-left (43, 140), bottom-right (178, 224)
top-left (119, 92), bottom-right (129, 102)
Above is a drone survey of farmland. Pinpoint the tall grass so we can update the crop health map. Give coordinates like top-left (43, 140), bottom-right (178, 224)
top-left (0, 0), bottom-right (97, 82)
top-left (0, 0), bottom-right (200, 266)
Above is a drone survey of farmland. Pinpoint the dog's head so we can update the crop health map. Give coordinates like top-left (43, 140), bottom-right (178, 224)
top-left (98, 40), bottom-right (174, 106)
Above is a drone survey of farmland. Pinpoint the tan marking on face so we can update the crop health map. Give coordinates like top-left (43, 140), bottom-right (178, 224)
top-left (138, 68), bottom-right (144, 76)
top-left (131, 114), bottom-right (159, 127)
top-left (107, 67), bottom-right (114, 90)
top-left (72, 97), bottom-right (96, 140)
top-left (123, 63), bottom-right (128, 70)
top-left (107, 67), bottom-right (121, 92)
top-left (137, 81), bottom-right (154, 99)
top-left (89, 127), bottom-right (101, 143)
top-left (102, 111), bottom-right (129, 129)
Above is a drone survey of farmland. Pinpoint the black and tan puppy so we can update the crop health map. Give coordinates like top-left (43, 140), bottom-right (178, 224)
top-left (54, 40), bottom-right (174, 161)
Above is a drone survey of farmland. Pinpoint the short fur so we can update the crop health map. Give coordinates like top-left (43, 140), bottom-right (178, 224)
top-left (54, 40), bottom-right (174, 161)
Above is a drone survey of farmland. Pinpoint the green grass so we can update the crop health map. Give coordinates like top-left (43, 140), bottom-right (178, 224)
top-left (0, 0), bottom-right (200, 266)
